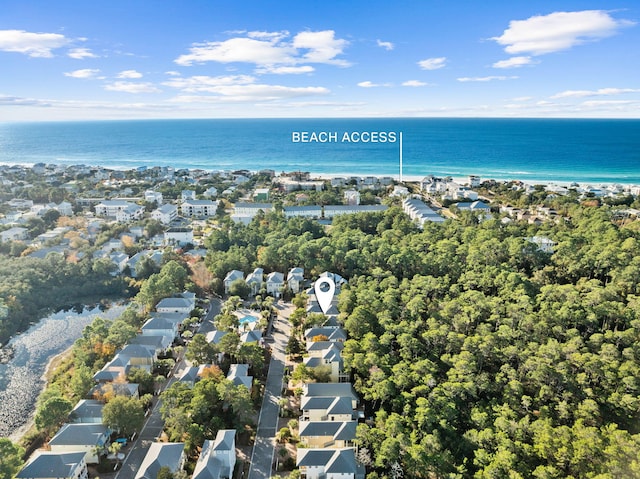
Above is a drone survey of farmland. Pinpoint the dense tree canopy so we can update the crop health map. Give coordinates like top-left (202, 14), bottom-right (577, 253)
top-left (203, 202), bottom-right (640, 478)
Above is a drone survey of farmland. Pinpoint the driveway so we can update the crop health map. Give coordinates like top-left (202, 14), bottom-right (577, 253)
top-left (248, 308), bottom-right (291, 479)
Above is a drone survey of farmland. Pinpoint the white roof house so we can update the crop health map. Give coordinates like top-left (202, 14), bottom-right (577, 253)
top-left (181, 199), bottom-right (218, 217)
top-left (151, 203), bottom-right (178, 224)
top-left (297, 448), bottom-right (364, 479)
top-left (287, 267), bottom-right (305, 294)
top-left (246, 267), bottom-right (264, 295)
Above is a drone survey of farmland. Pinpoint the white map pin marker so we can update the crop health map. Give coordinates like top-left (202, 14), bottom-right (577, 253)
top-left (314, 277), bottom-right (336, 314)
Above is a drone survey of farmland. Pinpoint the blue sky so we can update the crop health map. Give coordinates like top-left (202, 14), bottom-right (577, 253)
top-left (1, 0), bottom-right (639, 120)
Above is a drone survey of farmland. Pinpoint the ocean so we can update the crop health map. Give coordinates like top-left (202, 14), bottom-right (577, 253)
top-left (0, 118), bottom-right (639, 184)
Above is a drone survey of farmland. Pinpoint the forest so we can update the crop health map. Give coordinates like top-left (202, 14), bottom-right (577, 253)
top-left (205, 201), bottom-right (640, 478)
top-left (0, 253), bottom-right (127, 345)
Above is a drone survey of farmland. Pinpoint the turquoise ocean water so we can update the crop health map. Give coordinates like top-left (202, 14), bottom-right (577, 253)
top-left (0, 118), bottom-right (639, 184)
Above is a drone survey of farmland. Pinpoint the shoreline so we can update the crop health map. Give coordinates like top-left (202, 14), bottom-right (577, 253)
top-left (1, 161), bottom-right (639, 188)
top-left (7, 345), bottom-right (74, 444)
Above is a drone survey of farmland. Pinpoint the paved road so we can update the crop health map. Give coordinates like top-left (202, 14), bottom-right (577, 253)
top-left (248, 308), bottom-right (291, 479)
top-left (115, 298), bottom-right (223, 479)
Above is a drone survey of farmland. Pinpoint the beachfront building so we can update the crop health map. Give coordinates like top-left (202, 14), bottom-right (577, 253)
top-left (15, 452), bottom-right (88, 479)
top-left (151, 204), bottom-right (178, 224)
top-left (181, 199), bottom-right (218, 217)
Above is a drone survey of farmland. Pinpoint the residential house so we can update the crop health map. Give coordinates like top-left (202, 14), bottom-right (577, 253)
top-left (0, 226), bottom-right (28, 242)
top-left (224, 270), bottom-right (244, 295)
top-left (151, 204), bottom-right (178, 224)
top-left (181, 190), bottom-right (196, 201)
top-left (300, 396), bottom-right (356, 422)
top-left (69, 400), bottom-right (104, 424)
top-left (266, 271), bottom-right (284, 297)
top-left (304, 342), bottom-right (348, 383)
top-left (303, 383), bottom-right (359, 409)
top-left (156, 294), bottom-right (195, 314)
top-left (246, 267), bottom-right (264, 295)
top-left (402, 198), bottom-right (445, 227)
top-left (48, 423), bottom-right (111, 465)
top-left (344, 190), bottom-right (360, 205)
top-left (240, 330), bottom-right (262, 345)
top-left (253, 188), bottom-right (270, 202)
top-left (527, 235), bottom-right (556, 254)
top-left (304, 327), bottom-right (347, 344)
top-left (164, 227), bottom-right (193, 246)
top-left (227, 363), bottom-right (253, 390)
top-left (192, 430), bottom-right (237, 479)
top-left (299, 420), bottom-right (357, 448)
top-left (296, 448), bottom-right (365, 479)
top-left (118, 343), bottom-right (158, 371)
top-left (15, 452), bottom-right (88, 479)
top-left (135, 443), bottom-right (186, 479)
top-left (287, 267), bottom-right (305, 294)
top-left (129, 334), bottom-right (172, 354)
top-left (181, 199), bottom-right (218, 217)
top-left (454, 200), bottom-right (491, 212)
top-left (145, 190), bottom-right (163, 205)
top-left (203, 186), bottom-right (218, 198)
top-left (141, 316), bottom-right (180, 342)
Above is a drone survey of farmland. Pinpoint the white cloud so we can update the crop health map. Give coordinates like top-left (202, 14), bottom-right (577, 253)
top-left (169, 84), bottom-right (329, 103)
top-left (163, 75), bottom-right (256, 92)
top-left (551, 88), bottom-right (640, 98)
top-left (377, 39), bottom-right (394, 51)
top-left (457, 76), bottom-right (518, 82)
top-left (492, 10), bottom-right (635, 56)
top-left (256, 65), bottom-right (315, 74)
top-left (117, 70), bottom-right (143, 79)
top-left (493, 56), bottom-right (535, 69)
top-left (64, 68), bottom-right (101, 79)
top-left (165, 71), bottom-right (181, 76)
top-left (175, 30), bottom-right (349, 68)
top-left (402, 80), bottom-right (427, 87)
top-left (292, 30), bottom-right (350, 66)
top-left (0, 29), bottom-right (70, 57)
top-left (357, 81), bottom-right (392, 88)
top-left (418, 57), bottom-right (446, 70)
top-left (104, 82), bottom-right (161, 93)
top-left (67, 47), bottom-right (98, 59)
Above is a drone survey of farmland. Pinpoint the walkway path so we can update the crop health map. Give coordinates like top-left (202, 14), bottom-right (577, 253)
top-left (248, 306), bottom-right (291, 479)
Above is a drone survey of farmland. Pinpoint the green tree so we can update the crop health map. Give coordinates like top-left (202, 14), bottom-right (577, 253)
top-left (185, 333), bottom-right (216, 366)
top-left (34, 396), bottom-right (73, 434)
top-left (0, 438), bottom-right (24, 479)
top-left (102, 396), bottom-right (145, 437)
